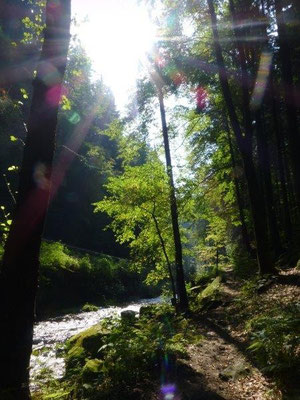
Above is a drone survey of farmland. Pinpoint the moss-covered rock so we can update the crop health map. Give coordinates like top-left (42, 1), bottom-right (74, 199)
top-left (65, 323), bottom-right (109, 374)
top-left (121, 309), bottom-right (137, 323)
top-left (66, 344), bottom-right (86, 371)
top-left (81, 359), bottom-right (103, 382)
top-left (81, 303), bottom-right (99, 312)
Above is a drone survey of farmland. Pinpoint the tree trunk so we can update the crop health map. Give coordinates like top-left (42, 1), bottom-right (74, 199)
top-left (269, 73), bottom-right (293, 245)
top-left (0, 1), bottom-right (71, 398)
top-left (224, 116), bottom-right (253, 257)
top-left (255, 108), bottom-right (283, 257)
top-left (152, 208), bottom-right (177, 303)
top-left (157, 88), bottom-right (189, 311)
top-left (207, 0), bottom-right (274, 274)
top-left (274, 0), bottom-right (300, 215)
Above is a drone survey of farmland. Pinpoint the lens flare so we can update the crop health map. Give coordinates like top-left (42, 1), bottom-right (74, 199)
top-left (161, 383), bottom-right (176, 398)
top-left (34, 162), bottom-right (50, 190)
top-left (46, 85), bottom-right (67, 106)
top-left (68, 111), bottom-right (81, 124)
top-left (251, 51), bottom-right (272, 109)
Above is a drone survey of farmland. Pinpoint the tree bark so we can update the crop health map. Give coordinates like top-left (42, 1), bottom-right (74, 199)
top-left (207, 0), bottom-right (274, 274)
top-left (224, 116), bottom-right (253, 257)
top-left (269, 73), bottom-right (293, 245)
top-left (255, 108), bottom-right (283, 257)
top-left (0, 1), bottom-right (71, 398)
top-left (151, 206), bottom-right (177, 303)
top-left (157, 88), bottom-right (189, 311)
top-left (274, 0), bottom-right (300, 215)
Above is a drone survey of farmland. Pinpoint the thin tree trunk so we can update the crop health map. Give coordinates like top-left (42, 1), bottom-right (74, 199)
top-left (207, 0), bottom-right (274, 274)
top-left (157, 88), bottom-right (189, 311)
top-left (0, 1), bottom-right (71, 398)
top-left (151, 207), bottom-right (177, 303)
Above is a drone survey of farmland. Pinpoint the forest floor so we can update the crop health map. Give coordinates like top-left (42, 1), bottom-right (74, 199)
top-left (158, 267), bottom-right (300, 400)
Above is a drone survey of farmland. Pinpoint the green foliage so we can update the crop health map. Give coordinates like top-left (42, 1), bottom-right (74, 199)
top-left (61, 305), bottom-right (196, 400)
top-left (0, 205), bottom-right (12, 242)
top-left (31, 241), bottom-right (157, 318)
top-left (246, 304), bottom-right (300, 374)
top-left (81, 303), bottom-right (99, 312)
top-left (193, 276), bottom-right (222, 311)
top-left (40, 242), bottom-right (81, 271)
top-left (194, 265), bottom-right (220, 286)
top-left (94, 156), bottom-right (175, 286)
top-left (229, 243), bottom-right (258, 279)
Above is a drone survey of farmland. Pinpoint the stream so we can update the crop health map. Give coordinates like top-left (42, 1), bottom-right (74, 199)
top-left (31, 297), bottom-right (161, 387)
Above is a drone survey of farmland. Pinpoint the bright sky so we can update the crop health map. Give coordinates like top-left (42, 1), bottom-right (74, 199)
top-left (72, 0), bottom-right (157, 112)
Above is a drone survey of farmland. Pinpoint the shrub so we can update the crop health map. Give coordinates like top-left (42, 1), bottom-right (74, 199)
top-left (40, 241), bottom-right (80, 271)
top-left (194, 265), bottom-right (219, 286)
top-left (246, 303), bottom-right (300, 374)
top-left (81, 303), bottom-right (99, 312)
top-left (63, 305), bottom-right (195, 400)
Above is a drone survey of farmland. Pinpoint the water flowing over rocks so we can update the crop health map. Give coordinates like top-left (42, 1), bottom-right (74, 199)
top-left (30, 297), bottom-right (161, 387)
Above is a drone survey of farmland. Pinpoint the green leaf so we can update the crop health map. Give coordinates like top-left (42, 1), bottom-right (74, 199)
top-left (10, 135), bottom-right (18, 142)
top-left (7, 165), bottom-right (18, 171)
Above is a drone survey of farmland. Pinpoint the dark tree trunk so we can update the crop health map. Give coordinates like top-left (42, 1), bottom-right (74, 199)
top-left (0, 1), bottom-right (71, 398)
top-left (274, 0), bottom-right (300, 215)
top-left (269, 73), bottom-right (293, 245)
top-left (255, 109), bottom-right (283, 257)
top-left (152, 208), bottom-right (177, 303)
top-left (207, 0), bottom-right (274, 274)
top-left (157, 88), bottom-right (189, 311)
top-left (224, 116), bottom-right (253, 257)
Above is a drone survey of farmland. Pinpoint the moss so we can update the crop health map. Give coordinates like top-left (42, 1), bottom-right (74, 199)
top-left (81, 303), bottom-right (99, 312)
top-left (65, 323), bottom-right (109, 374)
top-left (81, 359), bottom-right (103, 382)
top-left (200, 276), bottom-right (221, 299)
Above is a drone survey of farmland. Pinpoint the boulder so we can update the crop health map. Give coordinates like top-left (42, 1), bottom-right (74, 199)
top-left (121, 309), bottom-right (137, 323)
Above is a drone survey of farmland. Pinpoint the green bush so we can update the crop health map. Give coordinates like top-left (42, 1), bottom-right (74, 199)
top-left (246, 303), bottom-right (300, 374)
top-left (228, 243), bottom-right (257, 279)
top-left (194, 265), bottom-right (219, 286)
top-left (63, 305), bottom-right (194, 400)
top-left (81, 303), bottom-right (99, 312)
top-left (40, 242), bottom-right (79, 271)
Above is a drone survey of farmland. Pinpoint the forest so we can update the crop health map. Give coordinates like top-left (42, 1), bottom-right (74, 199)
top-left (0, 0), bottom-right (300, 399)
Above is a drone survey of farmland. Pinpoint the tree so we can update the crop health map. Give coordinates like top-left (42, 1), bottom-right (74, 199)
top-left (206, 0), bottom-right (274, 274)
top-left (95, 156), bottom-right (177, 300)
top-left (155, 83), bottom-right (189, 311)
top-left (0, 1), bottom-right (71, 397)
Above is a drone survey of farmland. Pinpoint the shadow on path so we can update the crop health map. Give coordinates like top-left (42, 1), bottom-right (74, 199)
top-left (175, 362), bottom-right (226, 400)
top-left (277, 274), bottom-right (300, 287)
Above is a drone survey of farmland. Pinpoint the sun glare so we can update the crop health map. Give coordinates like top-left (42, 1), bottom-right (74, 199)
top-left (72, 0), bottom-right (156, 111)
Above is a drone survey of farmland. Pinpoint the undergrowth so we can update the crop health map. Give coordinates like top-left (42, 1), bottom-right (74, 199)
top-left (33, 305), bottom-right (202, 400)
top-left (246, 303), bottom-right (300, 375)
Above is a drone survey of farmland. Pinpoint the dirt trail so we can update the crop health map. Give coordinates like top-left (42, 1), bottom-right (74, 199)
top-left (172, 268), bottom-right (300, 400)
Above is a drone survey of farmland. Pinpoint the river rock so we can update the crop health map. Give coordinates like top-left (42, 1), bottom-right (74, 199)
top-left (121, 309), bottom-right (137, 323)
